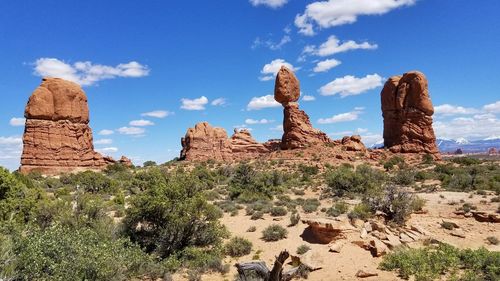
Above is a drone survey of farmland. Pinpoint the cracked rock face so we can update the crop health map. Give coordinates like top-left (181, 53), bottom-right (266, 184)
top-left (381, 71), bottom-right (439, 156)
top-left (20, 78), bottom-right (115, 174)
top-left (275, 66), bottom-right (332, 149)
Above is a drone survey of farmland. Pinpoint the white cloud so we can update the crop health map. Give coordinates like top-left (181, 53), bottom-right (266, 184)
top-left (233, 124), bottom-right (253, 131)
top-left (211, 98), bottom-right (227, 106)
top-left (304, 35), bottom-right (377, 57)
top-left (270, 124), bottom-right (284, 131)
top-left (318, 108), bottom-right (363, 124)
top-left (9, 117), bottom-right (25, 126)
top-left (252, 35), bottom-right (291, 50)
top-left (434, 104), bottom-right (479, 116)
top-left (98, 129), bottom-right (114, 136)
top-left (117, 127), bottom-right (145, 135)
top-left (94, 139), bottom-right (112, 145)
top-left (484, 101), bottom-right (500, 113)
top-left (259, 59), bottom-right (297, 81)
top-left (96, 147), bottom-right (118, 154)
top-left (434, 113), bottom-right (500, 140)
top-left (360, 133), bottom-right (383, 146)
top-left (247, 94), bottom-right (281, 110)
top-left (181, 96), bottom-right (209, 110)
top-left (295, 0), bottom-right (416, 35)
top-left (249, 0), bottom-right (288, 8)
top-left (141, 110), bottom-right (173, 118)
top-left (34, 58), bottom-right (149, 86)
top-left (129, 119), bottom-right (155, 126)
top-left (313, 58), bottom-right (341, 73)
top-left (319, 74), bottom-right (383, 97)
top-left (0, 136), bottom-right (22, 145)
top-left (245, 118), bottom-right (274, 125)
top-left (302, 95), bottom-right (316, 101)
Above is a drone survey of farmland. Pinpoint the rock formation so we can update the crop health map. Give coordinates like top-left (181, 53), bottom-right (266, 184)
top-left (381, 71), bottom-right (439, 156)
top-left (275, 66), bottom-right (331, 149)
top-left (230, 129), bottom-right (269, 159)
top-left (20, 78), bottom-right (119, 174)
top-left (180, 122), bottom-right (232, 161)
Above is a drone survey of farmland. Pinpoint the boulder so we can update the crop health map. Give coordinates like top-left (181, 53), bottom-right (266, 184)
top-left (20, 78), bottom-right (118, 175)
top-left (301, 217), bottom-right (355, 244)
top-left (355, 270), bottom-right (379, 278)
top-left (341, 135), bottom-right (367, 152)
top-left (180, 122), bottom-right (232, 161)
top-left (274, 66), bottom-right (300, 104)
top-left (381, 71), bottom-right (439, 157)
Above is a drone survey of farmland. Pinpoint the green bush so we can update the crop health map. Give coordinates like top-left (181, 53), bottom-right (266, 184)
top-left (124, 173), bottom-right (227, 258)
top-left (270, 206), bottom-right (287, 216)
top-left (289, 212), bottom-right (301, 226)
top-left (383, 156), bottom-right (405, 171)
top-left (71, 171), bottom-right (116, 194)
top-left (326, 201), bottom-right (349, 217)
top-left (143, 161), bottom-right (157, 167)
top-left (301, 198), bottom-right (320, 213)
top-left (224, 237), bottom-right (252, 257)
top-left (296, 244), bottom-right (311, 255)
top-left (324, 164), bottom-right (385, 198)
top-left (366, 185), bottom-right (422, 225)
top-left (262, 224), bottom-right (288, 241)
top-left (6, 225), bottom-right (160, 281)
top-left (392, 169), bottom-right (416, 186)
top-left (348, 203), bottom-right (372, 221)
top-left (380, 243), bottom-right (500, 281)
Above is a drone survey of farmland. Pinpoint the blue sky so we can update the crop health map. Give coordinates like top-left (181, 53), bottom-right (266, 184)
top-left (1, 0), bottom-right (500, 170)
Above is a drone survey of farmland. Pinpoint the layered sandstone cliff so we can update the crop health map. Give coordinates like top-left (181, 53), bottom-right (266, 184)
top-left (381, 71), bottom-right (439, 156)
top-left (20, 78), bottom-right (117, 174)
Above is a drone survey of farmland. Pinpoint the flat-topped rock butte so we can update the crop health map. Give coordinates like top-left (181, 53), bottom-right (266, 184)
top-left (20, 77), bottom-right (128, 175)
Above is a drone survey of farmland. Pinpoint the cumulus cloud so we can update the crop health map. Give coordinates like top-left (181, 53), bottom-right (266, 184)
top-left (434, 114), bottom-right (500, 140)
top-left (129, 119), bottom-right (155, 126)
top-left (252, 35), bottom-right (291, 50)
top-left (94, 139), bottom-right (113, 145)
top-left (269, 124), bottom-right (284, 131)
top-left (302, 95), bottom-right (316, 101)
top-left (233, 124), bottom-right (253, 131)
top-left (295, 0), bottom-right (416, 35)
top-left (9, 117), bottom-right (25, 126)
top-left (0, 136), bottom-right (22, 145)
top-left (211, 98), bottom-right (227, 106)
top-left (484, 101), bottom-right (500, 113)
top-left (319, 74), bottom-right (383, 97)
top-left (0, 135), bottom-right (22, 170)
top-left (96, 147), bottom-right (118, 154)
top-left (117, 127), bottom-right (145, 135)
top-left (141, 110), bottom-right (173, 118)
top-left (249, 0), bottom-right (288, 8)
top-left (434, 104), bottom-right (479, 116)
top-left (245, 118), bottom-right (274, 125)
top-left (304, 35), bottom-right (377, 57)
top-left (360, 133), bottom-right (383, 147)
top-left (259, 59), bottom-right (297, 81)
top-left (33, 58), bottom-right (149, 86)
top-left (313, 58), bottom-right (341, 73)
top-left (247, 94), bottom-right (281, 110)
top-left (318, 108), bottom-right (363, 124)
top-left (181, 96), bottom-right (209, 110)
top-left (98, 129), bottom-right (114, 136)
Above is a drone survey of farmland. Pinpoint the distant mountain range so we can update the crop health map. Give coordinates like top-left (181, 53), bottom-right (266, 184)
top-left (437, 137), bottom-right (500, 153)
top-left (369, 137), bottom-right (500, 153)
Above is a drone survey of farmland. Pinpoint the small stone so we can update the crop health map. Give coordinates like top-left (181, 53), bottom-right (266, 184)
top-left (355, 270), bottom-right (379, 278)
top-left (364, 221), bottom-right (373, 232)
top-left (451, 230), bottom-right (466, 238)
top-left (329, 240), bottom-right (345, 253)
top-left (399, 233), bottom-right (414, 243)
top-left (361, 228), bottom-right (368, 239)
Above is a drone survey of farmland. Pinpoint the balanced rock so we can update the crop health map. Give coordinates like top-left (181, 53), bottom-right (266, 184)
top-left (381, 71), bottom-right (439, 156)
top-left (275, 66), bottom-right (332, 149)
top-left (20, 78), bottom-right (115, 175)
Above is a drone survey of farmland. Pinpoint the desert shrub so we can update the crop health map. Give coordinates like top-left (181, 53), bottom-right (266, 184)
top-left (348, 203), bottom-right (372, 221)
top-left (366, 185), bottom-right (422, 225)
top-left (296, 244), bottom-right (311, 255)
top-left (247, 226), bottom-right (256, 232)
top-left (215, 200), bottom-right (239, 214)
top-left (421, 154), bottom-right (434, 165)
top-left (0, 167), bottom-right (42, 224)
top-left (326, 201), bottom-right (349, 217)
top-left (301, 198), bottom-right (320, 213)
top-left (289, 212), bottom-right (300, 226)
top-left (380, 243), bottom-right (500, 281)
top-left (143, 161), bottom-right (157, 167)
top-left (229, 164), bottom-right (285, 202)
top-left (486, 236), bottom-right (499, 245)
top-left (451, 157), bottom-right (481, 166)
top-left (70, 171), bottom-right (116, 194)
top-left (124, 173), bottom-right (227, 258)
top-left (324, 164), bottom-right (385, 198)
top-left (104, 163), bottom-right (129, 176)
top-left (298, 164), bottom-right (319, 181)
top-left (383, 156), bottom-right (405, 171)
top-left (250, 211), bottom-right (264, 220)
top-left (270, 206), bottom-right (287, 217)
top-left (392, 169), bottom-right (416, 186)
top-left (7, 225), bottom-right (160, 281)
top-left (224, 237), bottom-right (252, 257)
top-left (262, 224), bottom-right (288, 241)
top-left (441, 221), bottom-right (458, 230)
